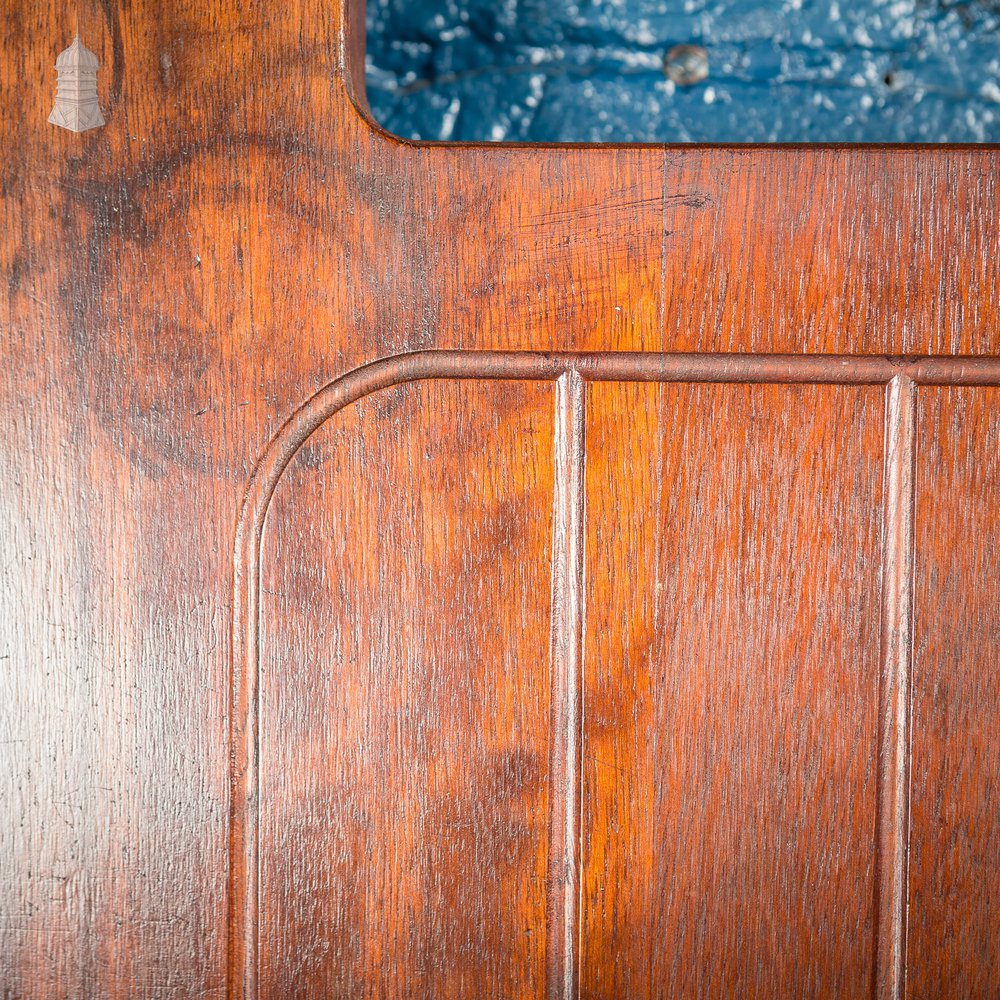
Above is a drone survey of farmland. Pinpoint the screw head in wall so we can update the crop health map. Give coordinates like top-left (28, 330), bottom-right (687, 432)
top-left (663, 44), bottom-right (710, 87)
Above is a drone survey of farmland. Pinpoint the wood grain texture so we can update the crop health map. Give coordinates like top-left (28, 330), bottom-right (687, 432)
top-left (908, 387), bottom-right (1000, 1000)
top-left (258, 379), bottom-right (555, 999)
top-left (580, 382), bottom-right (886, 999)
top-left (0, 0), bottom-right (998, 996)
top-left (229, 353), bottom-right (1000, 998)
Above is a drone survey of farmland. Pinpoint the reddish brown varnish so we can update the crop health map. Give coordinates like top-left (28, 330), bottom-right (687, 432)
top-left (1, 3), bottom-right (998, 999)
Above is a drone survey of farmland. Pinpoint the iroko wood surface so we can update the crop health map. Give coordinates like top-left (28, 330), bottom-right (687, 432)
top-left (580, 382), bottom-right (885, 998)
top-left (259, 380), bottom-right (556, 999)
top-left (909, 387), bottom-right (1000, 999)
top-left (1, 2), bottom-right (999, 999)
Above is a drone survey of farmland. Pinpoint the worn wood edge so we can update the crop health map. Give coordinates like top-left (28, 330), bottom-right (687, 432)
top-left (228, 349), bottom-right (1000, 999)
top-left (545, 371), bottom-right (587, 1000)
top-left (874, 374), bottom-right (918, 1000)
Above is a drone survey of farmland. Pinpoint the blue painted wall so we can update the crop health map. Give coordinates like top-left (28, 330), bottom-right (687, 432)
top-left (365, 0), bottom-right (1000, 142)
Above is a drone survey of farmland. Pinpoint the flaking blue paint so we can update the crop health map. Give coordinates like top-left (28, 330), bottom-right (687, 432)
top-left (365, 0), bottom-right (1000, 142)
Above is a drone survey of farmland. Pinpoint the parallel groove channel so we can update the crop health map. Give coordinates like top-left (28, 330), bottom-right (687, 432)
top-left (230, 351), bottom-right (1000, 999)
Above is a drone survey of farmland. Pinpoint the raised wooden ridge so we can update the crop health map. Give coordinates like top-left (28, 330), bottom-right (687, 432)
top-left (231, 349), bottom-right (1000, 1000)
